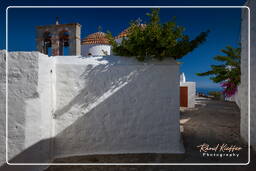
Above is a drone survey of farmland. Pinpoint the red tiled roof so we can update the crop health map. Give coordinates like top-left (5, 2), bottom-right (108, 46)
top-left (81, 32), bottom-right (110, 45)
top-left (115, 24), bottom-right (147, 39)
top-left (115, 28), bottom-right (130, 39)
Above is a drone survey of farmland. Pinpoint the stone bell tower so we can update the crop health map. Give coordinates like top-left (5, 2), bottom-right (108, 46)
top-left (36, 18), bottom-right (81, 56)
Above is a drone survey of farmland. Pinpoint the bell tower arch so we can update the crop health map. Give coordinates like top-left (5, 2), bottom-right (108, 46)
top-left (36, 21), bottom-right (81, 56)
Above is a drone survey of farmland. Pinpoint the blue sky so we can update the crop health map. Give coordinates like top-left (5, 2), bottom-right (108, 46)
top-left (1, 0), bottom-right (246, 89)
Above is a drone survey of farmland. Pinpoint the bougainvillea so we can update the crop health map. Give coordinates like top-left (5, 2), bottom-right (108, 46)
top-left (221, 80), bottom-right (238, 97)
top-left (197, 45), bottom-right (241, 97)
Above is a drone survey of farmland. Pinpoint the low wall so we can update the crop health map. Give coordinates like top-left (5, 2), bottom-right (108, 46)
top-left (53, 55), bottom-right (184, 158)
top-left (240, 0), bottom-right (256, 150)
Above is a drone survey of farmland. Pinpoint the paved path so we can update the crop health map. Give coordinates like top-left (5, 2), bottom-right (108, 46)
top-left (180, 97), bottom-right (248, 163)
top-left (45, 97), bottom-right (256, 171)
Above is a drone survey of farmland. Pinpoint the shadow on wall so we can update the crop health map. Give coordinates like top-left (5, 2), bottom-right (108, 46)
top-left (53, 56), bottom-right (181, 157)
top-left (54, 65), bottom-right (150, 156)
top-left (53, 56), bottom-right (144, 119)
top-left (2, 56), bottom-right (146, 166)
top-left (2, 55), bottom-right (181, 169)
top-left (0, 138), bottom-right (52, 171)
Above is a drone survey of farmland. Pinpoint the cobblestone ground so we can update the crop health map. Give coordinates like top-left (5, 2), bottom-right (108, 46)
top-left (45, 97), bottom-right (256, 171)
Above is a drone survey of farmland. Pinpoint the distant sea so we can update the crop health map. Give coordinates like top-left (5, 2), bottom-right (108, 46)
top-left (196, 87), bottom-right (223, 95)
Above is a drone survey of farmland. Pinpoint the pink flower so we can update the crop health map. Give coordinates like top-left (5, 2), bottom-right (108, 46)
top-left (221, 80), bottom-right (237, 97)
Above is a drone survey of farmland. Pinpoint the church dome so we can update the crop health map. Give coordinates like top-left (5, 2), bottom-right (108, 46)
top-left (81, 32), bottom-right (110, 45)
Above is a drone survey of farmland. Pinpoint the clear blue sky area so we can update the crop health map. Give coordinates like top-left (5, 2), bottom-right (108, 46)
top-left (0, 0), bottom-right (246, 89)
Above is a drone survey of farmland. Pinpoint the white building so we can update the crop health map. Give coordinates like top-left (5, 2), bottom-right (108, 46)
top-left (81, 32), bottom-right (111, 56)
top-left (180, 73), bottom-right (196, 108)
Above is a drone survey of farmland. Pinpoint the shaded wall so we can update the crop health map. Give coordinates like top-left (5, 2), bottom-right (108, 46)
top-left (240, 0), bottom-right (256, 150)
top-left (0, 51), bottom-right (6, 166)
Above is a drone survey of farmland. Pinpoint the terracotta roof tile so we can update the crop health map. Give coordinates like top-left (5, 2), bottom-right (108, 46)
top-left (81, 32), bottom-right (110, 45)
top-left (115, 24), bottom-right (147, 39)
top-left (115, 28), bottom-right (130, 39)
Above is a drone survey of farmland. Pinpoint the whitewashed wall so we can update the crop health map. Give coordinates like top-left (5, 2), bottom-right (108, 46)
top-left (81, 44), bottom-right (111, 56)
top-left (53, 55), bottom-right (184, 158)
top-left (180, 82), bottom-right (196, 108)
top-left (0, 52), bottom-right (184, 169)
top-left (0, 51), bottom-right (6, 166)
top-left (0, 51), bottom-right (54, 169)
top-left (240, 0), bottom-right (256, 150)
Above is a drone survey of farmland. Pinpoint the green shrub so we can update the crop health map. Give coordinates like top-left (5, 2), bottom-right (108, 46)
top-left (196, 45), bottom-right (240, 97)
top-left (107, 9), bottom-right (209, 61)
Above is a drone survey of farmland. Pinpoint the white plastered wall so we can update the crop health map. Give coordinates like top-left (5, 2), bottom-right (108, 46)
top-left (0, 50), bottom-right (6, 166)
top-left (240, 0), bottom-right (256, 150)
top-left (81, 44), bottom-right (111, 56)
top-left (0, 51), bottom-right (54, 168)
top-left (0, 52), bottom-right (184, 169)
top-left (53, 55), bottom-right (184, 158)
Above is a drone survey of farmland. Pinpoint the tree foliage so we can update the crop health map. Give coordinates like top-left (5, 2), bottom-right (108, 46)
top-left (107, 9), bottom-right (209, 61)
top-left (196, 45), bottom-right (241, 97)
